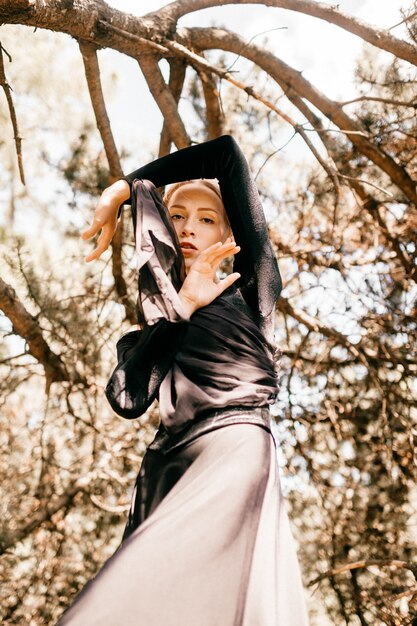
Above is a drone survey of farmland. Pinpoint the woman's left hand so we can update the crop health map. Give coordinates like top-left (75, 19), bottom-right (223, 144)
top-left (178, 239), bottom-right (241, 318)
top-left (81, 180), bottom-right (130, 262)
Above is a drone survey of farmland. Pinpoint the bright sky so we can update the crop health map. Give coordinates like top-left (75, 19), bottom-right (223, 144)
top-left (2, 0), bottom-right (409, 254)
top-left (117, 0), bottom-right (407, 67)
top-left (103, 0), bottom-right (409, 154)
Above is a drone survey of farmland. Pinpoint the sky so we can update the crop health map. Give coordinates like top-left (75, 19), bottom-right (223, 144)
top-left (1, 0), bottom-right (410, 331)
top-left (102, 0), bottom-right (409, 154)
top-left (1, 0), bottom-right (410, 293)
top-left (1, 7), bottom-right (412, 618)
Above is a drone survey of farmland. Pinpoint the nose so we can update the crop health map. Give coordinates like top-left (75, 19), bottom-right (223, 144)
top-left (180, 218), bottom-right (195, 237)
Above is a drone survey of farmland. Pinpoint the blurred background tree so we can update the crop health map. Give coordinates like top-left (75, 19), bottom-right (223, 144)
top-left (0, 1), bottom-right (416, 624)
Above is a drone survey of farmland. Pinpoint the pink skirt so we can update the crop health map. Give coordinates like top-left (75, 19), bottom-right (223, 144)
top-left (57, 423), bottom-right (310, 625)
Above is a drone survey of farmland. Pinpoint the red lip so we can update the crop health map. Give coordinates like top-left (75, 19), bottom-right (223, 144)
top-left (180, 241), bottom-right (197, 250)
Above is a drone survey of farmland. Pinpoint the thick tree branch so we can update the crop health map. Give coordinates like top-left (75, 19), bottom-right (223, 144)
top-left (0, 0), bottom-right (154, 57)
top-left (137, 53), bottom-right (191, 149)
top-left (0, 42), bottom-right (25, 184)
top-left (3, 1), bottom-right (415, 69)
top-left (309, 559), bottom-right (417, 586)
top-left (3, 2), bottom-right (415, 205)
top-left (163, 38), bottom-right (340, 187)
top-left (0, 475), bottom-right (94, 555)
top-left (183, 27), bottom-right (417, 206)
top-left (78, 39), bottom-right (136, 324)
top-left (159, 57), bottom-right (187, 156)
top-left (0, 276), bottom-right (73, 387)
top-left (196, 64), bottom-right (224, 138)
top-left (108, 231), bottom-right (137, 325)
top-left (78, 40), bottom-right (123, 180)
top-left (282, 91), bottom-right (417, 280)
top-left (151, 0), bottom-right (417, 68)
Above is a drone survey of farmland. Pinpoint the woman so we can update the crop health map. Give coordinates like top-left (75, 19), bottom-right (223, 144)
top-left (58, 135), bottom-right (310, 625)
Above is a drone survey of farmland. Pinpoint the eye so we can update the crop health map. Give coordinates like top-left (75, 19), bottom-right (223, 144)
top-left (201, 217), bottom-right (215, 224)
top-left (170, 213), bottom-right (184, 220)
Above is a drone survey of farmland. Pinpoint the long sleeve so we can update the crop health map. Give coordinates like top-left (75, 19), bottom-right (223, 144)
top-left (120, 135), bottom-right (282, 342)
top-left (105, 321), bottom-right (187, 419)
top-left (131, 179), bottom-right (188, 326)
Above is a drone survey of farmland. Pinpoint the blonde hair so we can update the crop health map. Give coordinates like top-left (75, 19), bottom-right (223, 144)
top-left (163, 179), bottom-right (223, 206)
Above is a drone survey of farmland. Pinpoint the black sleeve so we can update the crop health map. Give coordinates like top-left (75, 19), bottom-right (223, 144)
top-left (105, 321), bottom-right (187, 420)
top-left (119, 135), bottom-right (282, 328)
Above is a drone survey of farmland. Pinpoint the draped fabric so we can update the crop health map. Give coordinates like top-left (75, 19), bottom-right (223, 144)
top-left (105, 178), bottom-right (280, 437)
top-left (120, 134), bottom-right (282, 345)
top-left (131, 178), bottom-right (187, 326)
top-left (57, 425), bottom-right (310, 626)
top-left (56, 136), bottom-right (311, 624)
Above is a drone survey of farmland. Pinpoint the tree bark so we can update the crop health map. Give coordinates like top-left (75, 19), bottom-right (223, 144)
top-left (197, 64), bottom-right (224, 139)
top-left (152, 0), bottom-right (417, 67)
top-left (183, 27), bottom-right (417, 206)
top-left (79, 40), bottom-right (136, 323)
top-left (0, 476), bottom-right (93, 555)
top-left (0, 276), bottom-right (75, 387)
top-left (158, 57), bottom-right (187, 156)
top-left (137, 53), bottom-right (191, 149)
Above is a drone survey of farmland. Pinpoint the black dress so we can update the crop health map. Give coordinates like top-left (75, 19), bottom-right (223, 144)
top-left (57, 136), bottom-right (310, 625)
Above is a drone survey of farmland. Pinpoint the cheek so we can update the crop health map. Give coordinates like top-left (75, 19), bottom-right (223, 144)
top-left (172, 222), bottom-right (182, 238)
top-left (217, 225), bottom-right (230, 242)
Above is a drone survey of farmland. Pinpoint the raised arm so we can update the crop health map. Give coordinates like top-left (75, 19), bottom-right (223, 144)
top-left (123, 135), bottom-right (282, 333)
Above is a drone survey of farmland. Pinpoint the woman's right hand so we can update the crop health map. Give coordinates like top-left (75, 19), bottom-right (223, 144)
top-left (178, 239), bottom-right (241, 318)
top-left (81, 179), bottom-right (131, 262)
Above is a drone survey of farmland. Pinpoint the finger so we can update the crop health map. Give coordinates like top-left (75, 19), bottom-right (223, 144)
top-left (199, 241), bottom-right (223, 255)
top-left (202, 240), bottom-right (239, 263)
top-left (81, 217), bottom-right (105, 240)
top-left (207, 243), bottom-right (240, 267)
top-left (83, 224), bottom-right (114, 262)
top-left (85, 245), bottom-right (106, 263)
top-left (84, 235), bottom-right (111, 262)
top-left (216, 272), bottom-right (241, 294)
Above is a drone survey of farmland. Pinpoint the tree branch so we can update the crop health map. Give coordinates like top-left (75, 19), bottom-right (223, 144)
top-left (309, 559), bottom-right (417, 586)
top-left (277, 295), bottom-right (375, 373)
top-left (196, 63), bottom-right (224, 138)
top-left (279, 90), bottom-right (416, 280)
top-left (0, 276), bottom-right (75, 388)
top-left (0, 474), bottom-right (95, 555)
top-left (183, 27), bottom-right (417, 206)
top-left (78, 40), bottom-right (123, 180)
top-left (151, 0), bottom-right (417, 67)
top-left (0, 42), bottom-right (25, 184)
top-left (4, 2), bottom-right (416, 204)
top-left (159, 57), bottom-right (187, 157)
top-left (0, 0), bottom-right (154, 58)
top-left (339, 95), bottom-right (417, 108)
top-left (163, 37), bottom-right (340, 188)
top-left (137, 53), bottom-right (191, 149)
top-left (350, 181), bottom-right (417, 281)
top-left (78, 39), bottom-right (136, 324)
top-left (89, 493), bottom-right (130, 514)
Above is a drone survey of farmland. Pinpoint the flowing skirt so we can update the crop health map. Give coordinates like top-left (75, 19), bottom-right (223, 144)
top-left (57, 423), bottom-right (310, 625)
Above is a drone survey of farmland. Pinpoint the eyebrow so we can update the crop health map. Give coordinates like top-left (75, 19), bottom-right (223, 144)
top-left (169, 204), bottom-right (220, 214)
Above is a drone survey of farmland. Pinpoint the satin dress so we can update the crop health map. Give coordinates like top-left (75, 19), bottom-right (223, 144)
top-left (57, 136), bottom-right (310, 625)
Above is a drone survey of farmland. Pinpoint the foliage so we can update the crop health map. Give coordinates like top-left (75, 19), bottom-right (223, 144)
top-left (0, 2), bottom-right (416, 624)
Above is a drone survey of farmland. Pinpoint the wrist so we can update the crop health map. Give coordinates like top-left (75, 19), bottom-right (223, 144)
top-left (178, 291), bottom-right (198, 318)
top-left (105, 180), bottom-right (131, 204)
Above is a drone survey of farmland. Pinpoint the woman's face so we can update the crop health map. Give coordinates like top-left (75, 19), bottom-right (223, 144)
top-left (167, 182), bottom-right (232, 271)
